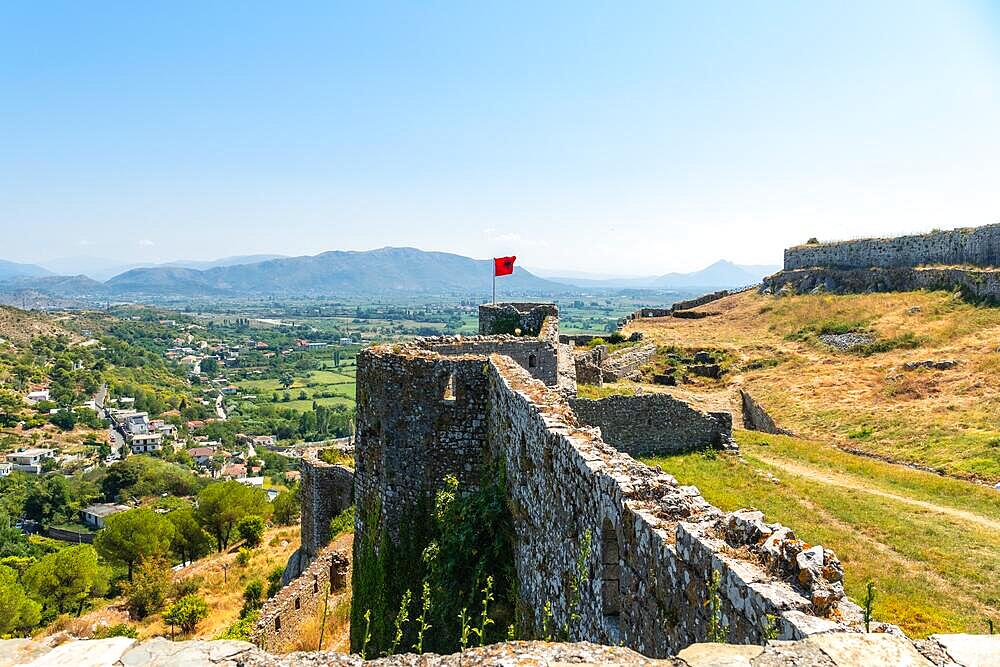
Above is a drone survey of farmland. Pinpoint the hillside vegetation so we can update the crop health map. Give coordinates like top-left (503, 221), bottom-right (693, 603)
top-left (626, 289), bottom-right (1000, 481)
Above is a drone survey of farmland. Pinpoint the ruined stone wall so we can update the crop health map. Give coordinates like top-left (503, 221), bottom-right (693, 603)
top-left (300, 451), bottom-right (354, 563)
top-left (762, 266), bottom-right (1000, 303)
top-left (254, 544), bottom-right (350, 651)
top-left (784, 224), bottom-right (1000, 271)
top-left (354, 345), bottom-right (860, 658)
top-left (602, 343), bottom-right (657, 382)
top-left (479, 303), bottom-right (559, 338)
top-left (569, 394), bottom-right (732, 456)
top-left (740, 390), bottom-right (792, 436)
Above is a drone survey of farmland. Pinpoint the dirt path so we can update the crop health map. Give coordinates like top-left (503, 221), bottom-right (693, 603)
top-left (756, 455), bottom-right (1000, 532)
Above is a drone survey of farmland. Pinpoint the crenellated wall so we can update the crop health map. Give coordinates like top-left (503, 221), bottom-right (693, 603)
top-left (352, 344), bottom-right (863, 658)
top-left (783, 224), bottom-right (1000, 271)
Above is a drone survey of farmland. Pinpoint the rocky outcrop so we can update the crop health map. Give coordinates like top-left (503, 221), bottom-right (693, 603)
top-left (3, 635), bottom-right (996, 666)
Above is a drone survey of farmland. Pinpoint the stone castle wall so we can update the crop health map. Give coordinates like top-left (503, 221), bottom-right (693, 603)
top-left (569, 394), bottom-right (732, 456)
top-left (784, 224), bottom-right (1000, 271)
top-left (479, 302), bottom-right (560, 339)
top-left (353, 345), bottom-right (860, 658)
top-left (253, 544), bottom-right (350, 651)
top-left (740, 390), bottom-right (792, 436)
top-left (300, 450), bottom-right (354, 563)
top-left (354, 349), bottom-right (491, 540)
top-left (762, 266), bottom-right (1000, 303)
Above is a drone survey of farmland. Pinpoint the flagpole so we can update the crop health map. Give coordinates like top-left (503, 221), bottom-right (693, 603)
top-left (492, 258), bottom-right (496, 304)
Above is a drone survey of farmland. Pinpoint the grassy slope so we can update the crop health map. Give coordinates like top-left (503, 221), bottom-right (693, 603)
top-left (626, 290), bottom-right (1000, 481)
top-left (642, 432), bottom-right (1000, 638)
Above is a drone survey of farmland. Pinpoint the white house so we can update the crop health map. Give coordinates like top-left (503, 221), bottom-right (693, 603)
top-left (0, 462), bottom-right (12, 477)
top-left (5, 448), bottom-right (55, 474)
top-left (25, 389), bottom-right (50, 404)
top-left (129, 433), bottom-right (163, 454)
top-left (80, 503), bottom-right (129, 529)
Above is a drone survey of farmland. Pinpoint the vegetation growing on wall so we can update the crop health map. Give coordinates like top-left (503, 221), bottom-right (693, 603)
top-left (350, 467), bottom-right (515, 656)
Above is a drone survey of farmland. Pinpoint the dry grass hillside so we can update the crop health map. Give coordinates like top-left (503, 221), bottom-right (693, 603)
top-left (0, 306), bottom-right (78, 345)
top-left (625, 289), bottom-right (1000, 482)
top-left (39, 526), bottom-right (301, 642)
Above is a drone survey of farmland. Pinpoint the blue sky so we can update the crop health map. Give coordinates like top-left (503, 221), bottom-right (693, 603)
top-left (2, 1), bottom-right (999, 274)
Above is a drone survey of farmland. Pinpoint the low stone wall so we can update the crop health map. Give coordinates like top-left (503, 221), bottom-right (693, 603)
top-left (46, 526), bottom-right (95, 543)
top-left (784, 224), bottom-right (1000, 271)
top-left (762, 266), bottom-right (1000, 303)
top-left (300, 451), bottom-right (354, 563)
top-left (4, 634), bottom-right (992, 666)
top-left (740, 390), bottom-right (792, 436)
top-left (253, 544), bottom-right (350, 651)
top-left (602, 343), bottom-right (657, 382)
top-left (569, 394), bottom-right (733, 456)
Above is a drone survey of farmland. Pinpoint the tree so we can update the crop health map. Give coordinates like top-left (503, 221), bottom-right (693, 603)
top-left (272, 489), bottom-right (300, 526)
top-left (48, 409), bottom-right (76, 431)
top-left (200, 357), bottom-right (219, 375)
top-left (164, 594), bottom-right (208, 634)
top-left (101, 460), bottom-right (141, 501)
top-left (279, 372), bottom-right (294, 389)
top-left (0, 390), bottom-right (24, 427)
top-left (0, 564), bottom-right (41, 635)
top-left (122, 557), bottom-right (170, 619)
top-left (23, 545), bottom-right (107, 616)
top-left (195, 481), bottom-right (272, 552)
top-left (94, 508), bottom-right (174, 581)
top-left (167, 507), bottom-right (212, 566)
top-left (23, 476), bottom-right (73, 525)
top-left (236, 516), bottom-right (265, 548)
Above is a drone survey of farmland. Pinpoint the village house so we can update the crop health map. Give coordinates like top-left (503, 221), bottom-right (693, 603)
top-left (24, 389), bottom-right (50, 404)
top-left (129, 433), bottom-right (164, 454)
top-left (5, 448), bottom-right (55, 474)
top-left (80, 503), bottom-right (129, 529)
top-left (221, 462), bottom-right (247, 478)
top-left (0, 461), bottom-right (13, 477)
top-left (186, 445), bottom-right (218, 466)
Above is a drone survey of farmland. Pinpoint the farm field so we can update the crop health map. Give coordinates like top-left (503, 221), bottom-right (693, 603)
top-left (641, 431), bottom-right (1000, 638)
top-left (236, 367), bottom-right (357, 411)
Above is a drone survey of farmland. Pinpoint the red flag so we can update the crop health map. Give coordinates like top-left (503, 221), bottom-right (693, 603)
top-left (494, 256), bottom-right (516, 276)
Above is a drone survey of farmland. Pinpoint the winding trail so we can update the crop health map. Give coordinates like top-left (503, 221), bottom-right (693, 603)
top-left (755, 455), bottom-right (1000, 532)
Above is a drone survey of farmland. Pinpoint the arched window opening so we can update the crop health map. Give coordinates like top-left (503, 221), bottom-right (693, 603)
top-left (528, 353), bottom-right (538, 369)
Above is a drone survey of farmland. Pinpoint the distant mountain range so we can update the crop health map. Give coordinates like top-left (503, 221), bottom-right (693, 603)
top-left (39, 254), bottom-right (289, 282)
top-left (0, 250), bottom-right (775, 304)
top-left (536, 260), bottom-right (779, 289)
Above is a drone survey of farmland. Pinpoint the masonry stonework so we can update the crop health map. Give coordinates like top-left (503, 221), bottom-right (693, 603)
top-left (783, 224), bottom-right (1000, 271)
top-left (253, 544), bottom-right (350, 651)
top-left (570, 393), bottom-right (733, 456)
top-left (353, 344), bottom-right (863, 658)
top-left (299, 449), bottom-right (354, 563)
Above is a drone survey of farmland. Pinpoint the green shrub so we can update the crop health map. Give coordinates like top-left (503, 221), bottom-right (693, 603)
top-left (236, 547), bottom-right (252, 566)
top-left (330, 506), bottom-right (355, 539)
top-left (216, 610), bottom-right (259, 640)
top-left (241, 579), bottom-right (263, 617)
top-left (92, 623), bottom-right (138, 639)
top-left (266, 565), bottom-right (285, 597)
top-left (164, 594), bottom-right (208, 634)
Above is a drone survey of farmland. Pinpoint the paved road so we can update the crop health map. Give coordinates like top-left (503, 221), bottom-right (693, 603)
top-left (215, 393), bottom-right (227, 421)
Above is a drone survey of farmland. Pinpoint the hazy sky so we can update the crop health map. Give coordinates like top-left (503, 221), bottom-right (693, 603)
top-left (2, 2), bottom-right (999, 274)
